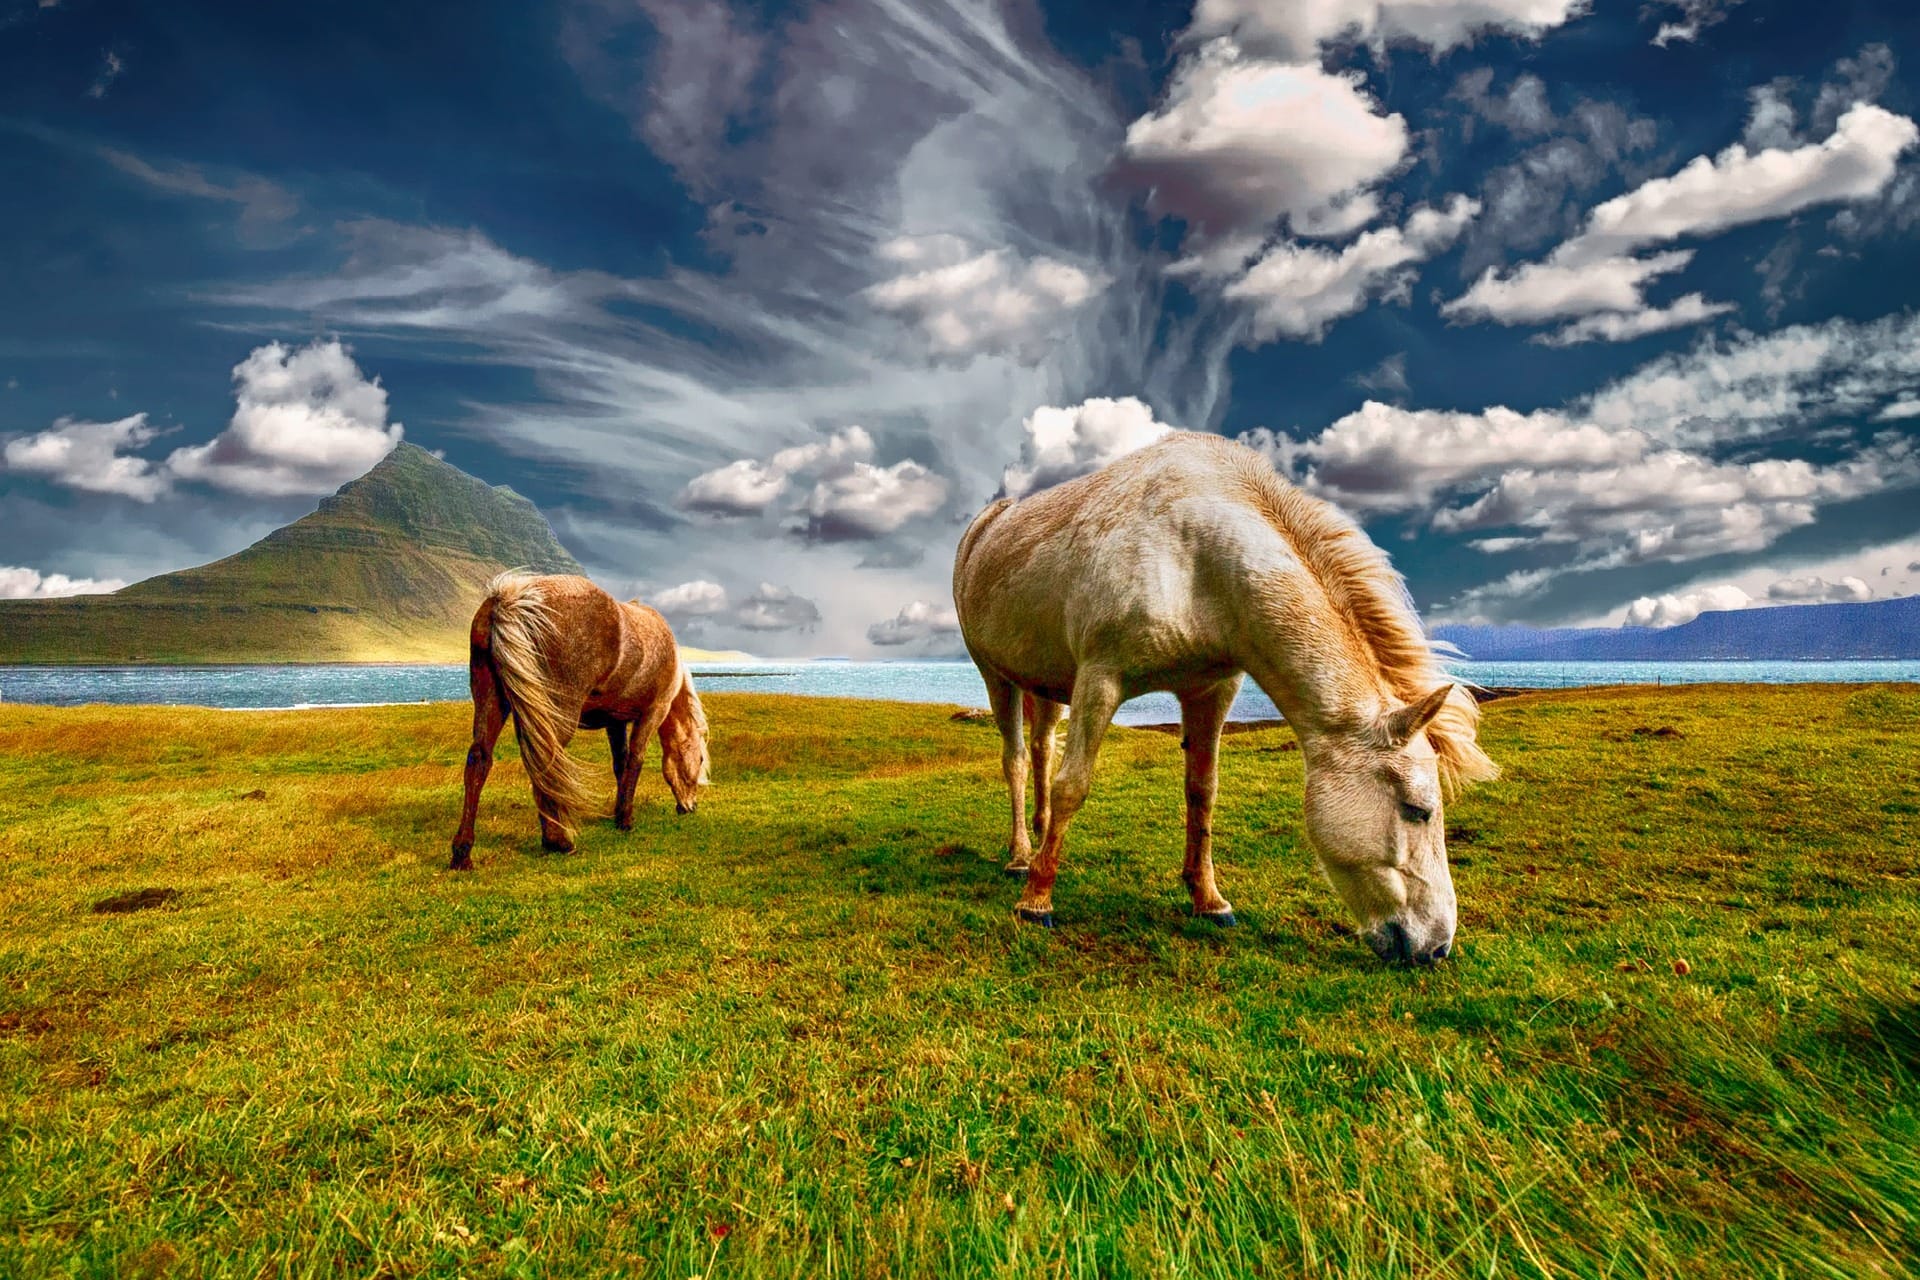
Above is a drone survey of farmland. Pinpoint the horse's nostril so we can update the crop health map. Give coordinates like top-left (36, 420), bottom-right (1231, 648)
top-left (1428, 939), bottom-right (1452, 963)
top-left (1368, 919), bottom-right (1413, 964)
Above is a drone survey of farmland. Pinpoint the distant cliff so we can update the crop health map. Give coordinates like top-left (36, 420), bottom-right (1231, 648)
top-left (0, 443), bottom-right (582, 663)
top-left (1435, 595), bottom-right (1920, 661)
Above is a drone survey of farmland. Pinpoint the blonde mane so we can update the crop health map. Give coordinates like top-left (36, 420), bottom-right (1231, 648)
top-left (1231, 449), bottom-right (1499, 795)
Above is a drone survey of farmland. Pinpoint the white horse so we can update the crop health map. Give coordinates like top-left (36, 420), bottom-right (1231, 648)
top-left (952, 432), bottom-right (1497, 965)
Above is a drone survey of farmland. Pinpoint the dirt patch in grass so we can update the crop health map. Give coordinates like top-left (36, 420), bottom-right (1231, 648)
top-left (89, 887), bottom-right (180, 914)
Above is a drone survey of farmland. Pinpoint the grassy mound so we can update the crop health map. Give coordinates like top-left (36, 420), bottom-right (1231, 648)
top-left (1, 686), bottom-right (1916, 1276)
top-left (0, 443), bottom-right (580, 664)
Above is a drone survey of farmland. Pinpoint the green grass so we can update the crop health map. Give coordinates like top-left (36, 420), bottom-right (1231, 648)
top-left (1, 685), bottom-right (1917, 1278)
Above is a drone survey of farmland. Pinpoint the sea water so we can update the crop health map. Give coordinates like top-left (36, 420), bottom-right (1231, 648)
top-left (2, 659), bottom-right (1915, 726)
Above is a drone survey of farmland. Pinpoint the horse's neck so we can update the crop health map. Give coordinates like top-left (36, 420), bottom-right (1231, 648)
top-left (1239, 585), bottom-right (1385, 742)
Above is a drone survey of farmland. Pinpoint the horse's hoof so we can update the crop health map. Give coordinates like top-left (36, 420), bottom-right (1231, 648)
top-left (1015, 907), bottom-right (1055, 928)
top-left (1003, 862), bottom-right (1032, 878)
top-left (541, 838), bottom-right (575, 854)
top-left (448, 844), bottom-right (473, 871)
top-left (1194, 908), bottom-right (1237, 928)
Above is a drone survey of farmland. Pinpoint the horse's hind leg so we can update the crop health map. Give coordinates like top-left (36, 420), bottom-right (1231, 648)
top-left (1027, 694), bottom-right (1066, 844)
top-left (1178, 677), bottom-right (1241, 925)
top-left (1016, 668), bottom-right (1122, 927)
top-left (983, 674), bottom-right (1030, 874)
top-left (450, 656), bottom-right (506, 870)
top-left (526, 716), bottom-right (581, 853)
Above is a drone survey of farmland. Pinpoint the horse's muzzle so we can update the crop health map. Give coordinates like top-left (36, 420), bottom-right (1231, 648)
top-left (1365, 919), bottom-right (1453, 966)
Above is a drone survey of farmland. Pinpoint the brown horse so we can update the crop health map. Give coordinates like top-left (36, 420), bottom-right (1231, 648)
top-left (449, 573), bottom-right (710, 869)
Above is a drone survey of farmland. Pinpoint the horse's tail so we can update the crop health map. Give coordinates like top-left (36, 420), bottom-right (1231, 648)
top-left (480, 572), bottom-right (596, 836)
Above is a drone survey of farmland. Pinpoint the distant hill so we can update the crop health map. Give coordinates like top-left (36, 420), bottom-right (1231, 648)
top-left (1435, 595), bottom-right (1920, 661)
top-left (0, 443), bottom-right (582, 663)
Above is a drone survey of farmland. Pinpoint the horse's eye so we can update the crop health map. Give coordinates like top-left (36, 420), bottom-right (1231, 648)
top-left (1399, 802), bottom-right (1432, 824)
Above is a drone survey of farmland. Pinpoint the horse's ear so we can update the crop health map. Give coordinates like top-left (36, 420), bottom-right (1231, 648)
top-left (1383, 684), bottom-right (1454, 747)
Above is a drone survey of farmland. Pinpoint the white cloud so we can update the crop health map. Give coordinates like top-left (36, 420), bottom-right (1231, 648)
top-left (1878, 399), bottom-right (1920, 421)
top-left (1350, 352), bottom-right (1410, 394)
top-left (795, 460), bottom-right (949, 541)
top-left (1122, 42), bottom-right (1409, 257)
top-left (1767, 573), bottom-right (1871, 603)
top-left (864, 237), bottom-right (1105, 363)
top-left (87, 50), bottom-right (124, 99)
top-left (1447, 249), bottom-right (1695, 325)
top-left (1588, 534), bottom-right (1920, 626)
top-left (1446, 103), bottom-right (1919, 338)
top-left (1535, 293), bottom-right (1736, 346)
top-left (0, 566), bottom-right (128, 599)
top-left (1003, 396), bottom-right (1176, 499)
top-left (1578, 310), bottom-right (1920, 449)
top-left (867, 599), bottom-right (961, 647)
top-left (222, 222), bottom-right (582, 331)
top-left (678, 459), bottom-right (790, 516)
top-left (1743, 83), bottom-right (1799, 152)
top-left (610, 0), bottom-right (766, 200)
top-left (648, 578), bottom-right (822, 633)
top-left (1242, 400), bottom-right (1642, 513)
top-left (732, 583), bottom-right (821, 632)
top-left (651, 579), bottom-right (730, 617)
top-left (1624, 584), bottom-right (1751, 627)
top-left (679, 426), bottom-right (947, 541)
top-left (4, 413), bottom-right (168, 501)
top-left (680, 428), bottom-right (875, 516)
top-left (1424, 438), bottom-right (1914, 563)
top-left (98, 147), bottom-right (299, 243)
top-left (1581, 104), bottom-right (1916, 249)
top-left (1186, 0), bottom-right (1587, 58)
top-left (767, 426), bottom-right (872, 476)
top-left (1622, 574), bottom-right (1873, 627)
top-left (1252, 312), bottom-right (1920, 615)
top-left (1645, 0), bottom-right (1742, 46)
top-left (1225, 196), bottom-right (1478, 342)
top-left (164, 340), bottom-right (403, 497)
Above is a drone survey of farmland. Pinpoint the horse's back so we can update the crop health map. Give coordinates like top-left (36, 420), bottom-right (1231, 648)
top-left (475, 573), bottom-right (626, 697)
top-left (954, 433), bottom-right (1298, 692)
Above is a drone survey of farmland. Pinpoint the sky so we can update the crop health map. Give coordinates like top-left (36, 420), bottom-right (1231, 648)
top-left (3, 0), bottom-right (1920, 656)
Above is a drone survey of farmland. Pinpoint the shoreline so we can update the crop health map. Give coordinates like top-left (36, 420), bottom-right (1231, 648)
top-left (1128, 687), bottom-right (1535, 737)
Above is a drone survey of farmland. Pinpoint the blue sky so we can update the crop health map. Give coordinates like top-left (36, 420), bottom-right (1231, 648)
top-left (4, 0), bottom-right (1920, 654)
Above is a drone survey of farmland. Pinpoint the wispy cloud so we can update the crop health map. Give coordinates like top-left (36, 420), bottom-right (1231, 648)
top-left (211, 0), bottom-right (1246, 654)
top-left (1447, 100), bottom-right (1919, 342)
top-left (86, 50), bottom-right (124, 99)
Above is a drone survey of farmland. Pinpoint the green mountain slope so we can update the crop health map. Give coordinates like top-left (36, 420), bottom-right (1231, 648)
top-left (0, 443), bottom-right (582, 663)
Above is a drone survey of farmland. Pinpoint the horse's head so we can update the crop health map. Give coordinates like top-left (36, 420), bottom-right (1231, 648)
top-left (1302, 684), bottom-right (1462, 966)
top-left (659, 672), bottom-right (711, 814)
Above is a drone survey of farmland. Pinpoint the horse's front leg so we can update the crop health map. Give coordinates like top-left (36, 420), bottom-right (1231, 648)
top-left (450, 657), bottom-right (506, 870)
top-left (982, 675), bottom-right (1030, 874)
top-left (1178, 677), bottom-right (1241, 925)
top-left (606, 722), bottom-right (633, 829)
top-left (617, 698), bottom-right (672, 830)
top-left (1016, 669), bottom-right (1121, 927)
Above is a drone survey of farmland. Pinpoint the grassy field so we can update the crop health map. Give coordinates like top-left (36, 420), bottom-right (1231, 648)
top-left (1, 685), bottom-right (1917, 1278)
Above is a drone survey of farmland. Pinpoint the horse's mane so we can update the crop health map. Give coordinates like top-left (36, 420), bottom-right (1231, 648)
top-left (1231, 445), bottom-right (1499, 795)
